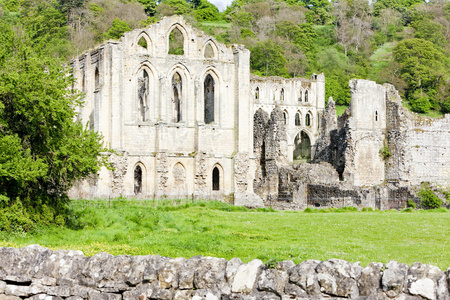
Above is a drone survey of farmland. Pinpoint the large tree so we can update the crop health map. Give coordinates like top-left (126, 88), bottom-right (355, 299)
top-left (0, 21), bottom-right (105, 220)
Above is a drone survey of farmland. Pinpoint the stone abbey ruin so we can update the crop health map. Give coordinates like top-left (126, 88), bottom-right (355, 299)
top-left (69, 16), bottom-right (450, 210)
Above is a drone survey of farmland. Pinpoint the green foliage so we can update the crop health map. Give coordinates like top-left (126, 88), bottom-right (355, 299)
top-left (379, 145), bottom-right (391, 159)
top-left (137, 0), bottom-right (157, 16)
top-left (407, 199), bottom-right (416, 209)
top-left (412, 19), bottom-right (446, 49)
top-left (250, 40), bottom-right (288, 77)
top-left (194, 0), bottom-right (221, 21)
top-left (419, 188), bottom-right (442, 209)
top-left (106, 18), bottom-right (131, 40)
top-left (0, 21), bottom-right (105, 231)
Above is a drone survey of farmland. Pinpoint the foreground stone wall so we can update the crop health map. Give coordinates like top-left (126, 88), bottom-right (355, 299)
top-left (1, 245), bottom-right (449, 300)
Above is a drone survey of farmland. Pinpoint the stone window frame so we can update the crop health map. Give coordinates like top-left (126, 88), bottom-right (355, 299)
top-left (203, 39), bottom-right (218, 59)
top-left (167, 64), bottom-right (191, 124)
top-left (166, 23), bottom-right (189, 56)
top-left (280, 88), bottom-right (285, 102)
top-left (133, 162), bottom-right (147, 195)
top-left (211, 163), bottom-right (224, 192)
top-left (304, 89), bottom-right (309, 102)
top-left (134, 62), bottom-right (157, 123)
top-left (200, 67), bottom-right (221, 126)
top-left (136, 31), bottom-right (152, 54)
top-left (298, 89), bottom-right (303, 102)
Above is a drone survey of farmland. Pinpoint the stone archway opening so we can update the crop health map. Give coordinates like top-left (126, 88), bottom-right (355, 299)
top-left (293, 131), bottom-right (311, 163)
top-left (168, 27), bottom-right (184, 55)
top-left (204, 74), bottom-right (215, 124)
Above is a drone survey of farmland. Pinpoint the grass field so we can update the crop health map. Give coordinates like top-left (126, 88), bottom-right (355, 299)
top-left (0, 200), bottom-right (449, 270)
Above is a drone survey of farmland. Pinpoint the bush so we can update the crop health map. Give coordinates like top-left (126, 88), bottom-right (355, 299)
top-left (419, 188), bottom-right (442, 209)
top-left (407, 199), bottom-right (416, 209)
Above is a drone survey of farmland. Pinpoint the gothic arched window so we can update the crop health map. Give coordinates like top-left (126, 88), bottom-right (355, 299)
top-left (172, 72), bottom-right (182, 123)
top-left (204, 74), bottom-right (215, 124)
top-left (138, 69), bottom-right (149, 121)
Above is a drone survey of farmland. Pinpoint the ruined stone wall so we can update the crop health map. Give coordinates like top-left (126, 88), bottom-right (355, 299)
top-left (1, 245), bottom-right (449, 299)
top-left (384, 85), bottom-right (450, 187)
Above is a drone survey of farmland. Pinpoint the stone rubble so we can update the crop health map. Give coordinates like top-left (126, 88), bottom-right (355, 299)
top-left (0, 245), bottom-right (448, 299)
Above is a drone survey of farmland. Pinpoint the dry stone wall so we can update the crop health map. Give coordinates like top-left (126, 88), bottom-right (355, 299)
top-left (0, 245), bottom-right (449, 300)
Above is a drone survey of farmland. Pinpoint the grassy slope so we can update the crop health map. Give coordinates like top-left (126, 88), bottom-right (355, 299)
top-left (1, 200), bottom-right (449, 269)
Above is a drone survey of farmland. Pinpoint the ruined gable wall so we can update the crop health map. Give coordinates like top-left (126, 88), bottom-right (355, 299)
top-left (70, 16), bottom-right (260, 202)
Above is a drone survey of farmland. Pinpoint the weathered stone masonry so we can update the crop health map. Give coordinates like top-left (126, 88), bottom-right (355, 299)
top-left (0, 245), bottom-right (449, 299)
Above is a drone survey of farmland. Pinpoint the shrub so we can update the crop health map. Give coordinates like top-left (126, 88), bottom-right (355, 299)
top-left (304, 207), bottom-right (313, 213)
top-left (407, 199), bottom-right (416, 209)
top-left (419, 188), bottom-right (442, 209)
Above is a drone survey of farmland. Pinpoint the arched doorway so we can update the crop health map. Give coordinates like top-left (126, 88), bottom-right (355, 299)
top-left (293, 131), bottom-right (311, 162)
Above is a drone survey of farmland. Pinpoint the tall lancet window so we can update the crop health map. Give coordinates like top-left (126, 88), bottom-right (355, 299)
top-left (138, 70), bottom-right (149, 121)
top-left (204, 74), bottom-right (215, 124)
top-left (172, 72), bottom-right (182, 123)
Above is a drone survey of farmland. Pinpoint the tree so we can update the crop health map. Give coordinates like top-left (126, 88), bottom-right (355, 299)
top-left (393, 38), bottom-right (446, 112)
top-left (137, 0), bottom-right (157, 16)
top-left (106, 18), bottom-right (131, 39)
top-left (250, 40), bottom-right (288, 77)
top-left (0, 21), bottom-right (105, 222)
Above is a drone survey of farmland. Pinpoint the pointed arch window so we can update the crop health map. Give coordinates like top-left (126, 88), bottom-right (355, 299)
top-left (212, 167), bottom-right (220, 191)
top-left (280, 88), bottom-right (285, 102)
top-left (94, 67), bottom-right (100, 90)
top-left (295, 112), bottom-right (301, 126)
top-left (204, 43), bottom-right (214, 58)
top-left (283, 111), bottom-right (287, 125)
top-left (168, 27), bottom-right (184, 55)
top-left (305, 113), bottom-right (311, 127)
top-left (255, 87), bottom-right (260, 100)
top-left (204, 74), bottom-right (215, 124)
top-left (172, 72), bottom-right (182, 123)
top-left (138, 69), bottom-right (149, 121)
top-left (138, 36), bottom-right (148, 49)
top-left (375, 111), bottom-right (378, 121)
top-left (305, 90), bottom-right (309, 102)
top-left (134, 165), bottom-right (143, 194)
top-left (299, 90), bottom-right (302, 102)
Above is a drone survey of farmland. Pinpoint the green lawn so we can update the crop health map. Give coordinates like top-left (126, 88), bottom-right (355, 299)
top-left (1, 200), bottom-right (449, 270)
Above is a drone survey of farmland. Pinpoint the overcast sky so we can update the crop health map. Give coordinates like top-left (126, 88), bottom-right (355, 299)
top-left (209, 0), bottom-right (234, 11)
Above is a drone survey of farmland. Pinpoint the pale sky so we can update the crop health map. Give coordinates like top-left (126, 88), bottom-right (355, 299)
top-left (209, 0), bottom-right (234, 11)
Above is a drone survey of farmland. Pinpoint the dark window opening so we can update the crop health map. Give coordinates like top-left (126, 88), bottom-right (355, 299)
top-left (283, 112), bottom-right (287, 125)
top-left (295, 113), bottom-right (301, 126)
top-left (212, 167), bottom-right (220, 191)
top-left (305, 90), bottom-right (308, 102)
top-left (138, 36), bottom-right (148, 49)
top-left (204, 43), bottom-right (214, 58)
top-left (299, 90), bottom-right (302, 102)
top-left (168, 27), bottom-right (184, 55)
top-left (134, 165), bottom-right (142, 194)
top-left (204, 74), bottom-right (215, 124)
top-left (305, 113), bottom-right (311, 127)
top-left (172, 72), bottom-right (182, 122)
top-left (261, 141), bottom-right (266, 177)
top-left (138, 69), bottom-right (149, 121)
top-left (375, 111), bottom-right (378, 121)
top-left (255, 87), bottom-right (259, 100)
top-left (94, 67), bottom-right (99, 90)
top-left (280, 88), bottom-right (284, 101)
top-left (314, 203), bottom-right (320, 207)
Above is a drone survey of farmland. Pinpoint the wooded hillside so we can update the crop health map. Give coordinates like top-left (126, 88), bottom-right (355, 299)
top-left (0, 0), bottom-right (448, 113)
